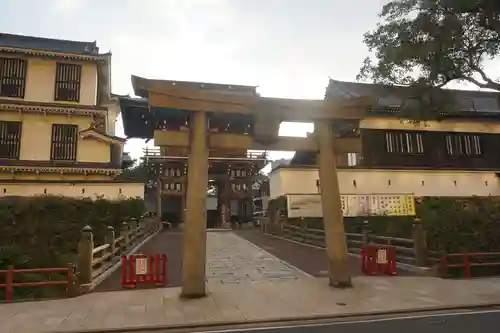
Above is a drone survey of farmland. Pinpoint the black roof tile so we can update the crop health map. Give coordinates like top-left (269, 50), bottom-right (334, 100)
top-left (326, 79), bottom-right (500, 114)
top-left (0, 33), bottom-right (99, 55)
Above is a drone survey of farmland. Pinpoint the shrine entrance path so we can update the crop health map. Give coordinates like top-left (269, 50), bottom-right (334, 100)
top-left (234, 229), bottom-right (416, 277)
top-left (94, 230), bottom-right (183, 293)
top-left (94, 228), bottom-right (416, 293)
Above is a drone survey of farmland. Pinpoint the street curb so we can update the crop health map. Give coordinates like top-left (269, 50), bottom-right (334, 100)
top-left (51, 301), bottom-right (500, 333)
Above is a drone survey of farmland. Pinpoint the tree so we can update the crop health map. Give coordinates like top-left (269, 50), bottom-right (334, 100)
top-left (358, 0), bottom-right (500, 92)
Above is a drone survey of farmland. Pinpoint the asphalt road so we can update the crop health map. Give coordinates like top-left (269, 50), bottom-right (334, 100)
top-left (127, 308), bottom-right (500, 333)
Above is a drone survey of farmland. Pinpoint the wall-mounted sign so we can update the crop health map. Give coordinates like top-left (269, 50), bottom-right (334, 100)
top-left (286, 193), bottom-right (416, 218)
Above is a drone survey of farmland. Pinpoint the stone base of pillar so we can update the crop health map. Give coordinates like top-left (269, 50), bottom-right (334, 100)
top-left (180, 290), bottom-right (206, 299)
top-left (329, 278), bottom-right (352, 288)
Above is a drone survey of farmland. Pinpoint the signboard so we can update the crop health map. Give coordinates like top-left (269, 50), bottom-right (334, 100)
top-left (135, 256), bottom-right (148, 275)
top-left (286, 193), bottom-right (416, 218)
top-left (287, 194), bottom-right (323, 218)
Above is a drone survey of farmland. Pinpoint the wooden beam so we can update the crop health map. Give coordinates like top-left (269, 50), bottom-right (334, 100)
top-left (209, 133), bottom-right (254, 150)
top-left (154, 130), bottom-right (189, 147)
top-left (256, 97), bottom-right (372, 121)
top-left (139, 76), bottom-right (376, 120)
top-left (252, 137), bottom-right (361, 153)
top-left (154, 130), bottom-right (361, 154)
top-left (132, 75), bottom-right (258, 104)
top-left (148, 92), bottom-right (371, 120)
top-left (149, 92), bottom-right (251, 114)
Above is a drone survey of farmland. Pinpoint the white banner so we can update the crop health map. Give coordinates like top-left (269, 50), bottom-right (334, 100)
top-left (286, 193), bottom-right (415, 218)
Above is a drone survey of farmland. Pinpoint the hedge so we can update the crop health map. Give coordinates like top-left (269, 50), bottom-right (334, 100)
top-left (0, 195), bottom-right (145, 300)
top-left (280, 196), bottom-right (500, 254)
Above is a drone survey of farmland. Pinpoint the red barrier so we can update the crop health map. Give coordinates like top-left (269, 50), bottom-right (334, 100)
top-left (361, 245), bottom-right (397, 276)
top-left (121, 253), bottom-right (167, 288)
top-left (441, 252), bottom-right (500, 279)
top-left (0, 264), bottom-right (74, 302)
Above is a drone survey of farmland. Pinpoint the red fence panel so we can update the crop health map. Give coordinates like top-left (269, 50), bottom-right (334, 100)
top-left (0, 264), bottom-right (74, 302)
top-left (441, 252), bottom-right (500, 278)
top-left (361, 245), bottom-right (397, 276)
top-left (121, 253), bottom-right (167, 288)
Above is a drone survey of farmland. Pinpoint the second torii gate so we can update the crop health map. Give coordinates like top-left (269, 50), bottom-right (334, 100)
top-left (131, 76), bottom-right (375, 298)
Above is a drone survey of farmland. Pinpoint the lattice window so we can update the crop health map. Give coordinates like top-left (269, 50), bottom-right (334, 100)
top-left (51, 124), bottom-right (78, 161)
top-left (54, 63), bottom-right (81, 102)
top-left (0, 121), bottom-right (22, 159)
top-left (445, 133), bottom-right (482, 156)
top-left (0, 58), bottom-right (27, 98)
top-left (385, 131), bottom-right (424, 154)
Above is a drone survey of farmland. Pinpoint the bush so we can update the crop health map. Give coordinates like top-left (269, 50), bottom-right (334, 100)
top-left (0, 195), bottom-right (145, 300)
top-left (418, 197), bottom-right (500, 253)
top-left (299, 196), bottom-right (500, 254)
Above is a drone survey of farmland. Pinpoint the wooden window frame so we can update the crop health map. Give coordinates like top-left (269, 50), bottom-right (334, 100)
top-left (54, 62), bottom-right (82, 102)
top-left (0, 121), bottom-right (22, 159)
top-left (385, 131), bottom-right (424, 155)
top-left (50, 124), bottom-right (78, 161)
top-left (0, 57), bottom-right (27, 98)
top-left (445, 133), bottom-right (483, 157)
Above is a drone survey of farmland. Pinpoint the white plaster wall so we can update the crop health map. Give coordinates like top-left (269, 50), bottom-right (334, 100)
top-left (269, 170), bottom-right (282, 199)
top-left (207, 197), bottom-right (217, 210)
top-left (269, 168), bottom-right (500, 198)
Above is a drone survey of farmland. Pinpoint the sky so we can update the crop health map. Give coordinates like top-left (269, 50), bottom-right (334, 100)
top-left (1, 0), bottom-right (497, 167)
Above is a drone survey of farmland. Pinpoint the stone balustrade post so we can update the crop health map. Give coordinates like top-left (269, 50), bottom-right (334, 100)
top-left (129, 217), bottom-right (139, 236)
top-left (105, 226), bottom-right (115, 258)
top-left (412, 218), bottom-right (427, 267)
top-left (361, 220), bottom-right (370, 246)
top-left (121, 221), bottom-right (130, 250)
top-left (67, 262), bottom-right (79, 297)
top-left (77, 225), bottom-right (93, 292)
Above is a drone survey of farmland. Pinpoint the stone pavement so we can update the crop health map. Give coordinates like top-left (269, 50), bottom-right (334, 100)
top-left (2, 231), bottom-right (500, 333)
top-left (236, 230), bottom-right (415, 277)
top-left (206, 231), bottom-right (304, 285)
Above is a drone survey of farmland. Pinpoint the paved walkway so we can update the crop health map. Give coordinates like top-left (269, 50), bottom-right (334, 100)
top-left (94, 230), bottom-right (184, 292)
top-left (236, 230), bottom-right (414, 277)
top-left (95, 227), bottom-right (371, 292)
top-left (3, 231), bottom-right (500, 333)
top-left (207, 231), bottom-right (305, 284)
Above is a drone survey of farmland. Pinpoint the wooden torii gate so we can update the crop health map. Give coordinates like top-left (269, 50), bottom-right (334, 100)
top-left (131, 75), bottom-right (376, 298)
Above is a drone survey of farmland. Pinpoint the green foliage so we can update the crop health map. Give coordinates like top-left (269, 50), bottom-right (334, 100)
top-left (359, 0), bottom-right (500, 92)
top-left (0, 195), bottom-right (145, 300)
top-left (301, 196), bottom-right (500, 254)
top-left (418, 196), bottom-right (500, 253)
top-left (343, 216), bottom-right (415, 238)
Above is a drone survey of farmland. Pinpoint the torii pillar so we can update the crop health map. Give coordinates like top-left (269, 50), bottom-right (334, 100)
top-left (315, 120), bottom-right (352, 288)
top-left (181, 111), bottom-right (209, 298)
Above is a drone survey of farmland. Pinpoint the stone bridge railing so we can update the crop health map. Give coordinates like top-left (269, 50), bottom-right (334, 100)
top-left (77, 218), bottom-right (162, 292)
top-left (272, 219), bottom-right (440, 268)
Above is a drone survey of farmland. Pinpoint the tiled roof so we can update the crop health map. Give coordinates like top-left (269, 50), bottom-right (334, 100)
top-left (326, 79), bottom-right (500, 114)
top-left (0, 33), bottom-right (100, 55)
top-left (119, 97), bottom-right (153, 139)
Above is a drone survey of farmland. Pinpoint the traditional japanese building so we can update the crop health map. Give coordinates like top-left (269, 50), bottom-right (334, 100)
top-left (0, 33), bottom-right (141, 199)
top-left (271, 79), bottom-right (500, 199)
top-left (119, 88), bottom-right (268, 227)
